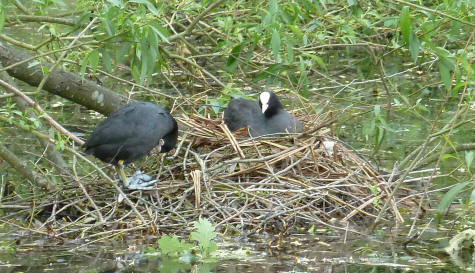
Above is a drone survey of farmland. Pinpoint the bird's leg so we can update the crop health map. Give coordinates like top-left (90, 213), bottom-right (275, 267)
top-left (126, 170), bottom-right (158, 190)
top-left (117, 160), bottom-right (129, 188)
top-left (117, 160), bottom-right (159, 190)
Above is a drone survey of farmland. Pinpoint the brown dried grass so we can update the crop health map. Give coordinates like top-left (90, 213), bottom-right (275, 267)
top-left (0, 111), bottom-right (403, 239)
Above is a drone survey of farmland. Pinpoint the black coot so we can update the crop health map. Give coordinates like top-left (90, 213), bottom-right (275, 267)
top-left (223, 91), bottom-right (302, 136)
top-left (84, 102), bottom-right (178, 189)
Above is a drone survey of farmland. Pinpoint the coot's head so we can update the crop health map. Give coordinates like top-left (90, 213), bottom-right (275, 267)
top-left (158, 118), bottom-right (178, 153)
top-left (259, 91), bottom-right (284, 118)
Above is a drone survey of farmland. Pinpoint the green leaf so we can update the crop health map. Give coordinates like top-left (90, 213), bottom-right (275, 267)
top-left (439, 58), bottom-right (452, 91)
top-left (465, 151), bottom-right (473, 170)
top-left (269, 0), bottom-right (279, 16)
top-left (209, 99), bottom-right (225, 114)
top-left (271, 28), bottom-right (281, 61)
top-left (399, 6), bottom-right (410, 45)
top-left (147, 31), bottom-right (159, 59)
top-left (101, 49), bottom-right (112, 71)
top-left (158, 235), bottom-right (193, 256)
top-left (79, 54), bottom-right (89, 79)
top-left (150, 24), bottom-right (170, 43)
top-left (129, 0), bottom-right (158, 16)
top-left (41, 65), bottom-right (50, 75)
top-left (451, 81), bottom-right (468, 96)
top-left (102, 7), bottom-right (117, 36)
top-left (308, 224), bottom-right (315, 234)
top-left (437, 181), bottom-right (471, 215)
top-left (440, 153), bottom-right (457, 161)
top-left (288, 25), bottom-right (303, 39)
top-left (302, 53), bottom-right (327, 71)
top-left (106, 0), bottom-right (124, 7)
top-left (286, 39), bottom-right (294, 64)
top-left (432, 46), bottom-right (450, 58)
top-left (27, 61), bottom-right (40, 68)
top-left (256, 63), bottom-right (282, 81)
top-left (117, 42), bottom-right (131, 64)
top-left (226, 43), bottom-right (243, 73)
top-left (244, 39), bottom-right (256, 62)
top-left (88, 49), bottom-right (100, 73)
top-left (409, 30), bottom-right (420, 62)
top-left (190, 218), bottom-right (217, 257)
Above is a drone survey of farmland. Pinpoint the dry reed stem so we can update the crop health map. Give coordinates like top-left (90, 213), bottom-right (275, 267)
top-left (0, 110), bottom-right (415, 238)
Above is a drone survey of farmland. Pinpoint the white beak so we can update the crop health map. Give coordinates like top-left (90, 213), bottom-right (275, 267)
top-left (157, 138), bottom-right (165, 152)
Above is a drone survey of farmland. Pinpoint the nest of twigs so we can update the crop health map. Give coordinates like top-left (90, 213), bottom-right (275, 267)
top-left (149, 113), bottom-right (401, 234)
top-left (1, 113), bottom-right (402, 238)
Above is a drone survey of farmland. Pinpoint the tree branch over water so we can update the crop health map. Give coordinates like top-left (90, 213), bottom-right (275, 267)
top-left (0, 42), bottom-right (127, 115)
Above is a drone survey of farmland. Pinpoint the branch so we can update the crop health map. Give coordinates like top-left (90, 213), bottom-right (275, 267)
top-left (169, 0), bottom-right (226, 41)
top-left (416, 143), bottom-right (475, 169)
top-left (0, 144), bottom-right (55, 191)
top-left (7, 15), bottom-right (76, 26)
top-left (0, 42), bottom-right (127, 115)
top-left (0, 78), bottom-right (84, 146)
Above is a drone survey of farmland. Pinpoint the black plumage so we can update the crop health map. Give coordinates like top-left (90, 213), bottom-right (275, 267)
top-left (84, 102), bottom-right (177, 188)
top-left (223, 91), bottom-right (303, 136)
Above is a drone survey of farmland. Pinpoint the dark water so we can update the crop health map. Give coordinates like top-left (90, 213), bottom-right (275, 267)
top-left (0, 225), bottom-right (472, 273)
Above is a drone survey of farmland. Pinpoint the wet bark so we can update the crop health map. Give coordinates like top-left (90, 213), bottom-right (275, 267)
top-left (0, 42), bottom-right (127, 115)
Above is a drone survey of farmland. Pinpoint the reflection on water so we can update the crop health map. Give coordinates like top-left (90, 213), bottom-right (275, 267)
top-left (0, 227), bottom-right (470, 273)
